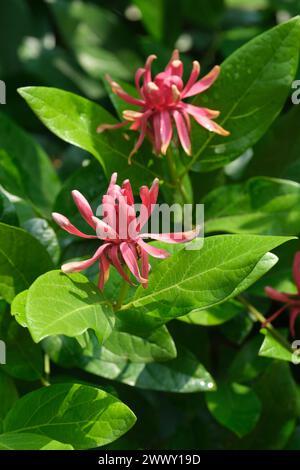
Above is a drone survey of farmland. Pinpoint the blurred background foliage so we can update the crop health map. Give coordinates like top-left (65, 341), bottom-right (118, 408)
top-left (1, 0), bottom-right (300, 451)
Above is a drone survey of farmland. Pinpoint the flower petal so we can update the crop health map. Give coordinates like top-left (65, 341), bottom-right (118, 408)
top-left (106, 74), bottom-right (145, 106)
top-left (173, 110), bottom-right (191, 155)
top-left (128, 113), bottom-right (151, 163)
top-left (183, 103), bottom-right (220, 119)
top-left (137, 178), bottom-right (159, 231)
top-left (141, 226), bottom-right (199, 244)
top-left (92, 216), bottom-right (118, 240)
top-left (144, 54), bottom-right (157, 83)
top-left (108, 245), bottom-right (134, 285)
top-left (137, 238), bottom-right (170, 259)
top-left (61, 243), bottom-right (110, 273)
top-left (152, 112), bottom-right (162, 154)
top-left (182, 65), bottom-right (220, 98)
top-left (97, 120), bottom-right (129, 133)
top-left (141, 248), bottom-right (149, 289)
top-left (135, 67), bottom-right (145, 97)
top-left (181, 60), bottom-right (200, 97)
top-left (264, 286), bottom-right (291, 303)
top-left (186, 105), bottom-right (229, 136)
top-left (122, 179), bottom-right (135, 205)
top-left (165, 49), bottom-right (180, 74)
top-left (160, 111), bottom-right (173, 155)
top-left (120, 242), bottom-right (147, 284)
top-left (98, 253), bottom-right (110, 290)
top-left (52, 212), bottom-right (97, 239)
top-left (72, 190), bottom-right (96, 229)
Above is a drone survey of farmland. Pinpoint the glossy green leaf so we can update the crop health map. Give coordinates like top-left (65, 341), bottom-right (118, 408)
top-left (0, 433), bottom-right (73, 450)
top-left (3, 383), bottom-right (136, 450)
top-left (259, 328), bottom-right (294, 363)
top-left (44, 335), bottom-right (215, 393)
top-left (179, 299), bottom-right (244, 326)
top-left (0, 310), bottom-right (43, 381)
top-left (228, 335), bottom-right (270, 382)
top-left (11, 290), bottom-right (28, 328)
top-left (189, 17), bottom-right (300, 171)
top-left (103, 321), bottom-right (177, 363)
top-left (18, 86), bottom-right (163, 190)
top-left (22, 218), bottom-right (60, 264)
top-left (206, 382), bottom-right (262, 437)
top-left (0, 371), bottom-right (18, 421)
top-left (122, 235), bottom-right (293, 321)
top-left (25, 270), bottom-right (115, 343)
top-left (0, 112), bottom-right (61, 216)
top-left (205, 177), bottom-right (300, 236)
top-left (0, 190), bottom-right (18, 226)
top-left (245, 106), bottom-right (300, 179)
top-left (235, 362), bottom-right (298, 449)
top-left (0, 223), bottom-right (53, 303)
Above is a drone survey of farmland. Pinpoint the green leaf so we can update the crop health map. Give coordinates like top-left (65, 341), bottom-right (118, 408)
top-left (190, 17), bottom-right (300, 171)
top-left (0, 431), bottom-right (73, 450)
top-left (0, 371), bottom-right (18, 421)
top-left (11, 290), bottom-right (28, 328)
top-left (50, 0), bottom-right (141, 81)
top-left (0, 223), bottom-right (53, 303)
top-left (179, 299), bottom-right (244, 326)
top-left (103, 320), bottom-right (176, 363)
top-left (228, 335), bottom-right (270, 383)
top-left (205, 177), bottom-right (300, 236)
top-left (22, 218), bottom-right (60, 264)
top-left (25, 270), bottom-right (115, 343)
top-left (0, 190), bottom-right (18, 226)
top-left (3, 383), bottom-right (136, 450)
top-left (235, 362), bottom-right (298, 449)
top-left (18, 87), bottom-right (162, 191)
top-left (0, 433), bottom-right (73, 450)
top-left (206, 382), bottom-right (262, 437)
top-left (133, 0), bottom-right (164, 40)
top-left (44, 335), bottom-right (215, 393)
top-left (245, 106), bottom-right (300, 179)
top-left (123, 235), bottom-right (293, 321)
top-left (220, 309), bottom-right (254, 345)
top-left (259, 328), bottom-right (294, 363)
top-left (0, 310), bottom-right (43, 381)
top-left (0, 112), bottom-right (61, 217)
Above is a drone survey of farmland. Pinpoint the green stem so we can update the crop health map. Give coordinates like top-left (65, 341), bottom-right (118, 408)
top-left (238, 295), bottom-right (293, 352)
top-left (166, 149), bottom-right (190, 204)
top-left (42, 353), bottom-right (51, 386)
top-left (115, 276), bottom-right (130, 311)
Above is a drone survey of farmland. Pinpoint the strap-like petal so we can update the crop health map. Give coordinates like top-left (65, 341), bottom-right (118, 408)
top-left (52, 212), bottom-right (97, 239)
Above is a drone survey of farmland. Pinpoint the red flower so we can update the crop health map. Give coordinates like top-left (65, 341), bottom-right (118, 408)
top-left (52, 173), bottom-right (198, 290)
top-left (264, 252), bottom-right (300, 336)
top-left (97, 50), bottom-right (229, 162)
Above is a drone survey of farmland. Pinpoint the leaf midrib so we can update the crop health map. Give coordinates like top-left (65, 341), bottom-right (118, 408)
top-left (125, 240), bottom-right (283, 307)
top-left (20, 89), bottom-right (159, 179)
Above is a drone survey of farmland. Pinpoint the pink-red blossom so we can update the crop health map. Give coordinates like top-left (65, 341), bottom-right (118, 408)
top-left (264, 252), bottom-right (300, 336)
top-left (52, 173), bottom-right (198, 290)
top-left (97, 50), bottom-right (229, 162)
